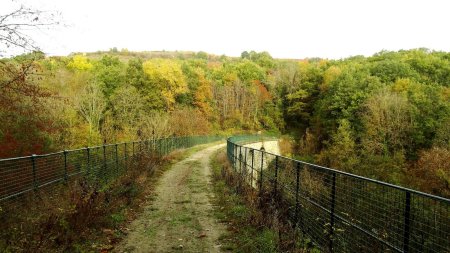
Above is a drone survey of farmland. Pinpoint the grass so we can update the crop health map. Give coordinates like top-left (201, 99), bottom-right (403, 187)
top-left (0, 144), bottom-right (209, 253)
top-left (210, 148), bottom-right (320, 253)
top-left (210, 149), bottom-right (279, 252)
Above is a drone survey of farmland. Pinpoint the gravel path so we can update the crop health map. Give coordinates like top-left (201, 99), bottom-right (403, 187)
top-left (115, 144), bottom-right (226, 253)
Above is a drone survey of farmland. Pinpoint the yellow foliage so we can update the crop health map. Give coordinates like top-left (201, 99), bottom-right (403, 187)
top-left (193, 68), bottom-right (213, 116)
top-left (318, 59), bottom-right (328, 67)
top-left (297, 60), bottom-right (309, 70)
top-left (392, 78), bottom-right (411, 93)
top-left (223, 72), bottom-right (238, 85)
top-left (442, 87), bottom-right (450, 100)
top-left (142, 59), bottom-right (187, 109)
top-left (67, 55), bottom-right (93, 71)
top-left (321, 66), bottom-right (342, 91)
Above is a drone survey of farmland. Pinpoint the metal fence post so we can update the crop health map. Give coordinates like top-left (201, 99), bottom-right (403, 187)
top-left (329, 172), bottom-right (337, 253)
top-left (403, 191), bottom-right (411, 253)
top-left (124, 142), bottom-right (127, 167)
top-left (86, 147), bottom-right (90, 176)
top-left (132, 141), bottom-right (135, 158)
top-left (260, 150), bottom-right (264, 194)
top-left (103, 145), bottom-right (107, 183)
top-left (31, 154), bottom-right (37, 191)
top-left (165, 138), bottom-right (167, 154)
top-left (233, 144), bottom-right (237, 172)
top-left (63, 150), bottom-right (68, 183)
top-left (239, 146), bottom-right (242, 173)
top-left (274, 156), bottom-right (279, 197)
top-left (244, 147), bottom-right (247, 183)
top-left (115, 144), bottom-right (119, 176)
top-left (250, 150), bottom-right (254, 188)
top-left (295, 162), bottom-right (301, 227)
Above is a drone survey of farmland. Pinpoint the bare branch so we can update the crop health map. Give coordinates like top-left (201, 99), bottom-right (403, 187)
top-left (0, 3), bottom-right (61, 57)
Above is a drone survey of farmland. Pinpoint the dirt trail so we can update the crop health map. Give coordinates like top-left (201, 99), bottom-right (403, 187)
top-left (115, 144), bottom-right (226, 253)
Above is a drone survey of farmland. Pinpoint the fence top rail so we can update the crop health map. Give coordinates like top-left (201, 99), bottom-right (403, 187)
top-left (227, 137), bottom-right (450, 203)
top-left (0, 135), bottom-right (224, 162)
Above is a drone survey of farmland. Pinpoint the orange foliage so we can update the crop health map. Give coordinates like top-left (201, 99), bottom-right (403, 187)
top-left (169, 107), bottom-right (211, 136)
top-left (411, 147), bottom-right (450, 197)
top-left (0, 60), bottom-right (58, 158)
top-left (253, 80), bottom-right (271, 105)
top-left (193, 69), bottom-right (213, 117)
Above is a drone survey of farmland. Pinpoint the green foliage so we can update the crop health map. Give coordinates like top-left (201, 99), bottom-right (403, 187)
top-left (2, 48), bottom-right (449, 197)
top-left (142, 58), bottom-right (187, 109)
top-left (235, 59), bottom-right (265, 85)
top-left (319, 119), bottom-right (359, 173)
top-left (242, 50), bottom-right (276, 69)
top-left (126, 58), bottom-right (164, 110)
top-left (93, 55), bottom-right (125, 97)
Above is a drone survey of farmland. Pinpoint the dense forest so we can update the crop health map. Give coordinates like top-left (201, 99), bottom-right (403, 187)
top-left (0, 48), bottom-right (449, 197)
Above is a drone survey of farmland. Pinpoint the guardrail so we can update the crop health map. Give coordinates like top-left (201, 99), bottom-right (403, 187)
top-left (227, 136), bottom-right (450, 253)
top-left (0, 135), bottom-right (222, 203)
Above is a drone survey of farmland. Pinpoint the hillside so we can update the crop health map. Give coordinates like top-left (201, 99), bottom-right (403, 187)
top-left (0, 49), bottom-right (449, 197)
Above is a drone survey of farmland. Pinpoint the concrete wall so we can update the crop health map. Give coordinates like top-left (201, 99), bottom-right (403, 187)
top-left (233, 140), bottom-right (280, 188)
top-left (243, 140), bottom-right (280, 155)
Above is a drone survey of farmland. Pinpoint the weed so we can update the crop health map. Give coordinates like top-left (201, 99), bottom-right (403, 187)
top-left (0, 149), bottom-right (189, 252)
top-left (210, 149), bottom-right (320, 253)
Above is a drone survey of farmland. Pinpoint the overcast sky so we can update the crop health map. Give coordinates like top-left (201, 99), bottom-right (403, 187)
top-left (3, 0), bottom-right (450, 59)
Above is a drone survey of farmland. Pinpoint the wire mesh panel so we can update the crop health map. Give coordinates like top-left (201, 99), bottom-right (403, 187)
top-left (0, 157), bottom-right (34, 201)
top-left (0, 135), bottom-right (223, 205)
top-left (35, 153), bottom-right (64, 187)
top-left (227, 137), bottom-right (450, 253)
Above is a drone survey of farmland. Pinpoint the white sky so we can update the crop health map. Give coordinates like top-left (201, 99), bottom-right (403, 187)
top-left (3, 0), bottom-right (450, 59)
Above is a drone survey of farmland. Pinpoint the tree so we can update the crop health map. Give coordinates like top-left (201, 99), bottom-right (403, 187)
top-left (169, 107), bottom-right (211, 136)
top-left (318, 119), bottom-right (359, 173)
top-left (126, 58), bottom-right (147, 89)
top-left (0, 2), bottom-right (61, 156)
top-left (286, 89), bottom-right (309, 118)
top-left (108, 85), bottom-right (145, 140)
top-left (126, 58), bottom-right (164, 110)
top-left (142, 59), bottom-right (187, 110)
top-left (248, 51), bottom-right (275, 69)
top-left (0, 2), bottom-right (60, 56)
top-left (193, 68), bottom-right (213, 116)
top-left (413, 147), bottom-right (450, 197)
top-left (139, 111), bottom-right (172, 140)
top-left (67, 55), bottom-right (93, 71)
top-left (235, 59), bottom-right (265, 85)
top-left (76, 81), bottom-right (106, 145)
top-left (0, 52), bottom-right (54, 157)
top-left (362, 90), bottom-right (412, 156)
top-left (93, 55), bottom-right (125, 97)
top-left (241, 51), bottom-right (250, 59)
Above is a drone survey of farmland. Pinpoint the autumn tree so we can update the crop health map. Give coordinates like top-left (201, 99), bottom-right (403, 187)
top-left (318, 119), bottom-right (359, 173)
top-left (142, 58), bottom-right (187, 110)
top-left (76, 81), bottom-right (106, 145)
top-left (107, 85), bottom-right (145, 140)
top-left (193, 68), bottom-right (213, 117)
top-left (362, 90), bottom-right (413, 156)
top-left (0, 52), bottom-right (54, 157)
top-left (67, 55), bottom-right (93, 71)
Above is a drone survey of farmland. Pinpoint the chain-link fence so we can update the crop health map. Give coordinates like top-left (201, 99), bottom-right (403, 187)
top-left (227, 136), bottom-right (450, 253)
top-left (0, 135), bottom-right (222, 204)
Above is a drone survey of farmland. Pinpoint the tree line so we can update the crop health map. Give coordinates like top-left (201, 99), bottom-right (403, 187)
top-left (0, 48), bottom-right (448, 197)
